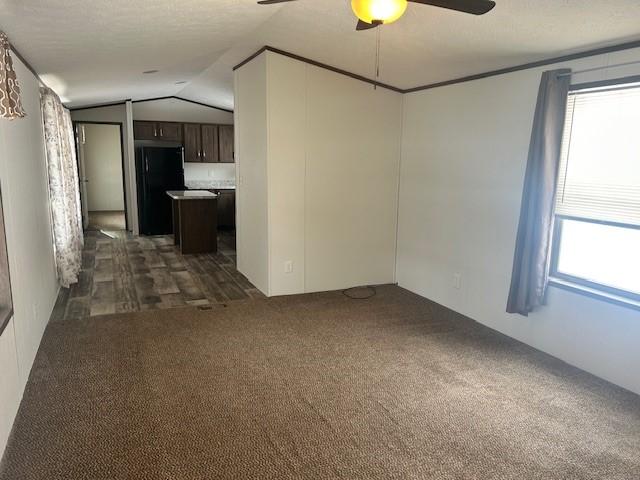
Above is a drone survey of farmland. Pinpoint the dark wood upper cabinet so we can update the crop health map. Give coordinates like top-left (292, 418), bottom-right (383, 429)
top-left (156, 122), bottom-right (182, 142)
top-left (201, 125), bottom-right (219, 163)
top-left (134, 121), bottom-right (182, 142)
top-left (218, 125), bottom-right (234, 163)
top-left (183, 123), bottom-right (202, 163)
top-left (133, 121), bottom-right (157, 141)
top-left (134, 121), bottom-right (234, 164)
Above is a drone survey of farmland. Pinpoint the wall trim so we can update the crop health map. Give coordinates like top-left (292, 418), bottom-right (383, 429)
top-left (233, 46), bottom-right (404, 93)
top-left (69, 100), bottom-right (129, 112)
top-left (72, 96), bottom-right (233, 114)
top-left (404, 39), bottom-right (640, 93)
top-left (14, 38), bottom-right (640, 109)
top-left (235, 40), bottom-right (640, 95)
top-left (233, 47), bottom-right (269, 72)
top-left (132, 96), bottom-right (234, 113)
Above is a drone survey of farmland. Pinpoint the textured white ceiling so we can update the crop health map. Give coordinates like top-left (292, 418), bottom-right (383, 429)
top-left (2, 0), bottom-right (640, 109)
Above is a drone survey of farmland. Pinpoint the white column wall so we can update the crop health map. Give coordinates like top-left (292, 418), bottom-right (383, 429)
top-left (235, 51), bottom-right (402, 297)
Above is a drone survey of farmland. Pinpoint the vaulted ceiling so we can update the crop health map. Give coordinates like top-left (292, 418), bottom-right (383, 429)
top-left (2, 0), bottom-right (640, 109)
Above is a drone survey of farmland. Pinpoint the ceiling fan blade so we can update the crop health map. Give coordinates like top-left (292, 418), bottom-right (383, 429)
top-left (356, 19), bottom-right (382, 31)
top-left (408, 0), bottom-right (496, 15)
top-left (257, 0), bottom-right (298, 4)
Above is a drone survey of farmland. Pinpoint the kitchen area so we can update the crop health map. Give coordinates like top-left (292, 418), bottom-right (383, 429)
top-left (65, 98), bottom-right (259, 317)
top-left (134, 115), bottom-right (235, 254)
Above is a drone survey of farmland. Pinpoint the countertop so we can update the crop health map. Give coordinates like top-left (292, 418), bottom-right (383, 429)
top-left (185, 181), bottom-right (236, 190)
top-left (167, 190), bottom-right (218, 200)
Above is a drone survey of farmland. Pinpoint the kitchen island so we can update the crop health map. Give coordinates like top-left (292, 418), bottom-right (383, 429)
top-left (166, 190), bottom-right (218, 254)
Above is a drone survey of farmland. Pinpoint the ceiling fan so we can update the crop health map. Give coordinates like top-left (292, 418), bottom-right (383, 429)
top-left (257, 0), bottom-right (496, 31)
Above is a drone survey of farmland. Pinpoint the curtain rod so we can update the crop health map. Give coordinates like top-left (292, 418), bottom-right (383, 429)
top-left (560, 59), bottom-right (640, 77)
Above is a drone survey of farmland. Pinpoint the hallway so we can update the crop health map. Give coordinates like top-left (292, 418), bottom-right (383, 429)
top-left (57, 231), bottom-right (263, 319)
top-left (87, 211), bottom-right (126, 231)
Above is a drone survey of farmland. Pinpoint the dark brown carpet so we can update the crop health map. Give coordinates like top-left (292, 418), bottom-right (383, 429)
top-left (1, 286), bottom-right (639, 479)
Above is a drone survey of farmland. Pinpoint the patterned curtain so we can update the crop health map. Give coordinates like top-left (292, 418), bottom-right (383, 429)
top-left (0, 32), bottom-right (26, 119)
top-left (40, 87), bottom-right (83, 288)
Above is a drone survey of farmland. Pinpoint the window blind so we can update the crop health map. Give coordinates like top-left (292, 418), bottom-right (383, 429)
top-left (555, 83), bottom-right (640, 227)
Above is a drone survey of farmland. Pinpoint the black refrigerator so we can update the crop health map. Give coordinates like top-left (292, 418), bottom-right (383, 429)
top-left (135, 144), bottom-right (185, 235)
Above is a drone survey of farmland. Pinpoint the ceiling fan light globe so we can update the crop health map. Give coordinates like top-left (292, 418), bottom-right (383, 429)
top-left (351, 0), bottom-right (408, 25)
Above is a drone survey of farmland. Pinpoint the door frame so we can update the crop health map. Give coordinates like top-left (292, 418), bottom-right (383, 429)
top-left (75, 124), bottom-right (90, 230)
top-left (72, 121), bottom-right (129, 232)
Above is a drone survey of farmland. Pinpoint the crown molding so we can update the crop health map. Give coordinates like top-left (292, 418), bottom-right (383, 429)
top-left (405, 39), bottom-right (640, 93)
top-left (233, 46), bottom-right (403, 93)
top-left (235, 40), bottom-right (640, 95)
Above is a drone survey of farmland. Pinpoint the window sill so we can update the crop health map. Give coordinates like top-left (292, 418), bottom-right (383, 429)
top-left (548, 278), bottom-right (640, 313)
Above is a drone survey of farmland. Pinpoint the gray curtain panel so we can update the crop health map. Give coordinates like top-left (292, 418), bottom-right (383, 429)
top-left (507, 69), bottom-right (571, 316)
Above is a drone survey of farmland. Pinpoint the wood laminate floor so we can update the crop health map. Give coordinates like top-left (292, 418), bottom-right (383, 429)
top-left (57, 230), bottom-right (264, 319)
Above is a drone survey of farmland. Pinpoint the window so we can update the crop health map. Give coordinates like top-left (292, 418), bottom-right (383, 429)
top-left (550, 80), bottom-right (640, 303)
top-left (0, 186), bottom-right (13, 335)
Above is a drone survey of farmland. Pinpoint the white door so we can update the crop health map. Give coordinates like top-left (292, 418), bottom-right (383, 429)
top-left (75, 124), bottom-right (89, 229)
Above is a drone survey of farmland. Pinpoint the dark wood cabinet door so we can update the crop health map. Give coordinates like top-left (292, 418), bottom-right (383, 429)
top-left (216, 190), bottom-right (236, 228)
top-left (157, 122), bottom-right (182, 142)
top-left (201, 124), bottom-right (219, 163)
top-left (218, 125), bottom-right (234, 163)
top-left (183, 124), bottom-right (202, 163)
top-left (133, 121), bottom-right (157, 141)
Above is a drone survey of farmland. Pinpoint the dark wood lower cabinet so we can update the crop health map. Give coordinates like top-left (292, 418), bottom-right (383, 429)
top-left (211, 189), bottom-right (235, 229)
top-left (172, 198), bottom-right (218, 254)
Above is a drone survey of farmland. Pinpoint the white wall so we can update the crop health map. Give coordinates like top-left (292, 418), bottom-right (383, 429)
top-left (235, 53), bottom-right (269, 294)
top-left (302, 63), bottom-right (401, 294)
top-left (71, 104), bottom-right (137, 232)
top-left (132, 98), bottom-right (233, 124)
top-left (235, 51), bottom-right (402, 297)
top-left (80, 123), bottom-right (125, 211)
top-left (397, 46), bottom-right (640, 395)
top-left (266, 54), bottom-right (307, 295)
top-left (0, 57), bottom-right (60, 457)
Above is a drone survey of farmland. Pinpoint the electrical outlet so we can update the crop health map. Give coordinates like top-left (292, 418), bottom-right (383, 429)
top-left (208, 169), bottom-right (216, 178)
top-left (284, 261), bottom-right (293, 274)
top-left (453, 273), bottom-right (462, 290)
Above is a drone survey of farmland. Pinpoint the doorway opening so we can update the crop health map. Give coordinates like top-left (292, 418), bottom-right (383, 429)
top-left (74, 122), bottom-right (128, 235)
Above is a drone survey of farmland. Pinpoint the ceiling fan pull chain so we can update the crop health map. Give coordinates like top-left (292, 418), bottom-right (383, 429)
top-left (374, 26), bottom-right (381, 90)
